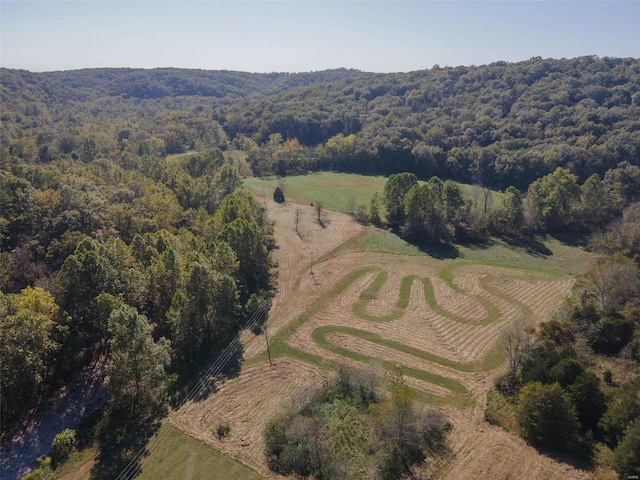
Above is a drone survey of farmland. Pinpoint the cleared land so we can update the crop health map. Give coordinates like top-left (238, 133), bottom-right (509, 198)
top-left (170, 190), bottom-right (597, 479)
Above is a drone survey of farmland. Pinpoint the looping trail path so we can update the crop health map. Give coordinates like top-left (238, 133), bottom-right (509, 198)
top-left (173, 199), bottom-right (590, 479)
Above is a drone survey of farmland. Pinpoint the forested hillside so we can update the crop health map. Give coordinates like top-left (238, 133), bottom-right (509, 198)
top-left (3, 56), bottom-right (638, 190)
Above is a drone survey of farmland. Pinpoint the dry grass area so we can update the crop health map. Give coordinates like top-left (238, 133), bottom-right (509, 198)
top-left (172, 197), bottom-right (592, 479)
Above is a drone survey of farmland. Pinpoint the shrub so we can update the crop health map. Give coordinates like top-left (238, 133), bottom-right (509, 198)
top-left (51, 428), bottom-right (76, 468)
top-left (587, 313), bottom-right (635, 355)
top-left (216, 422), bottom-right (231, 438)
top-left (273, 187), bottom-right (285, 204)
top-left (612, 423), bottom-right (640, 478)
top-left (517, 382), bottom-right (579, 449)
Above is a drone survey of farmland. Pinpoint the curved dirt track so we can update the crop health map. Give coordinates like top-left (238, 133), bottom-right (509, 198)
top-left (174, 199), bottom-right (589, 479)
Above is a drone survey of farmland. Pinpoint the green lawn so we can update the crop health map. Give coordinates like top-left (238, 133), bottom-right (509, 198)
top-left (138, 424), bottom-right (264, 480)
top-left (244, 172), bottom-right (388, 212)
top-left (244, 172), bottom-right (504, 214)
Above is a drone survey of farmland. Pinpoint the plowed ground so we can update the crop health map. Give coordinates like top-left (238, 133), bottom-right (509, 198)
top-left (173, 199), bottom-right (592, 479)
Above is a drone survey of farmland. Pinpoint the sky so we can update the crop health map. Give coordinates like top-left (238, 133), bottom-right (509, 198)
top-left (1, 1), bottom-right (639, 73)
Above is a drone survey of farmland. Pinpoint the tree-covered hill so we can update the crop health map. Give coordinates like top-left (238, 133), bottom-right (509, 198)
top-left (2, 56), bottom-right (639, 190)
top-left (0, 67), bottom-right (368, 107)
top-left (220, 56), bottom-right (640, 188)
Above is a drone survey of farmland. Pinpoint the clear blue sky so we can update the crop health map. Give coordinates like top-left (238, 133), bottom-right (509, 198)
top-left (1, 1), bottom-right (639, 73)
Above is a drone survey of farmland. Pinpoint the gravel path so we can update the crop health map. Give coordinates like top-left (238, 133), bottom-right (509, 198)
top-left (1, 364), bottom-right (107, 480)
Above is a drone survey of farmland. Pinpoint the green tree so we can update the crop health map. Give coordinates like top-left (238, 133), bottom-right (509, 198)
top-left (213, 162), bottom-right (242, 202)
top-left (442, 180), bottom-right (466, 224)
top-left (403, 178), bottom-right (449, 242)
top-left (167, 258), bottom-right (238, 364)
top-left (578, 174), bottom-right (615, 230)
top-left (517, 382), bottom-right (579, 449)
top-left (104, 306), bottom-right (170, 418)
top-left (383, 173), bottom-right (418, 229)
top-left (51, 428), bottom-right (76, 468)
top-left (217, 218), bottom-right (271, 297)
top-left (566, 372), bottom-right (605, 434)
top-left (527, 167), bottom-right (580, 231)
top-left (369, 192), bottom-right (382, 226)
top-left (146, 247), bottom-right (182, 332)
top-left (273, 186), bottom-right (285, 204)
top-left (612, 423), bottom-right (640, 478)
top-left (0, 287), bottom-right (66, 430)
top-left (55, 238), bottom-right (120, 347)
top-left (598, 378), bottom-right (640, 448)
top-left (491, 186), bottom-right (524, 235)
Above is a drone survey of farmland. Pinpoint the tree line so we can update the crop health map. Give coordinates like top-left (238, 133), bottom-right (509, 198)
top-left (372, 162), bottom-right (639, 245)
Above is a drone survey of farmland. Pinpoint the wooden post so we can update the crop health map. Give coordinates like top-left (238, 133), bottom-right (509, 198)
top-left (265, 321), bottom-right (272, 366)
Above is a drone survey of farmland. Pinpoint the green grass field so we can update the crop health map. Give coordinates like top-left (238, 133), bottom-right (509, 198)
top-left (244, 171), bottom-right (503, 214)
top-left (138, 424), bottom-right (265, 480)
top-left (244, 172), bottom-right (388, 212)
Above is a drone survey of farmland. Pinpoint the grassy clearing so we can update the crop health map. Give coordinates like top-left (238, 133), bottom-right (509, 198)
top-left (363, 227), bottom-right (595, 277)
top-left (26, 423), bottom-right (263, 480)
top-left (224, 150), bottom-right (253, 177)
top-left (243, 172), bottom-right (502, 215)
top-left (244, 172), bottom-right (388, 212)
top-left (138, 424), bottom-right (264, 480)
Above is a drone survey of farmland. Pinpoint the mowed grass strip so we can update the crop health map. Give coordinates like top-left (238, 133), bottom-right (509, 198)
top-left (421, 277), bottom-right (499, 326)
top-left (311, 327), bottom-right (468, 396)
top-left (422, 260), bottom-right (562, 326)
top-left (138, 424), bottom-right (265, 480)
top-left (312, 326), bottom-right (502, 373)
top-left (352, 272), bottom-right (416, 322)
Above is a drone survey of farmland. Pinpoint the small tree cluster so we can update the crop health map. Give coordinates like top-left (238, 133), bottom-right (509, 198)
top-left (264, 368), bottom-right (450, 480)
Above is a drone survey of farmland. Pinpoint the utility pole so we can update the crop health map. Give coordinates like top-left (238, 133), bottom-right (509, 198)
top-left (264, 323), bottom-right (273, 366)
top-left (310, 250), bottom-right (314, 275)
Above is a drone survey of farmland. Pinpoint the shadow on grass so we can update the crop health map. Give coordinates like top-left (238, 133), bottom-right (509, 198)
top-left (90, 411), bottom-right (162, 480)
top-left (502, 235), bottom-right (553, 256)
top-left (168, 346), bottom-right (244, 409)
top-left (535, 444), bottom-right (594, 474)
top-left (399, 233), bottom-right (460, 259)
top-left (549, 232), bottom-right (591, 249)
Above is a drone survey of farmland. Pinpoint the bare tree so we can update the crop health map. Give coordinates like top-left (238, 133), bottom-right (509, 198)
top-left (587, 259), bottom-right (640, 311)
top-left (347, 195), bottom-right (356, 215)
top-left (501, 319), bottom-right (533, 378)
top-left (316, 202), bottom-right (324, 227)
top-left (481, 185), bottom-right (493, 214)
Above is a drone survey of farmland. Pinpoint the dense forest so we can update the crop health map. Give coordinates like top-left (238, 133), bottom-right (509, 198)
top-left (2, 56), bottom-right (640, 477)
top-left (3, 56), bottom-right (639, 190)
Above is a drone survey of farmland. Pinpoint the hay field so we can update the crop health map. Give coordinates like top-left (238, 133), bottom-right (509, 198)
top-left (172, 196), bottom-right (595, 479)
